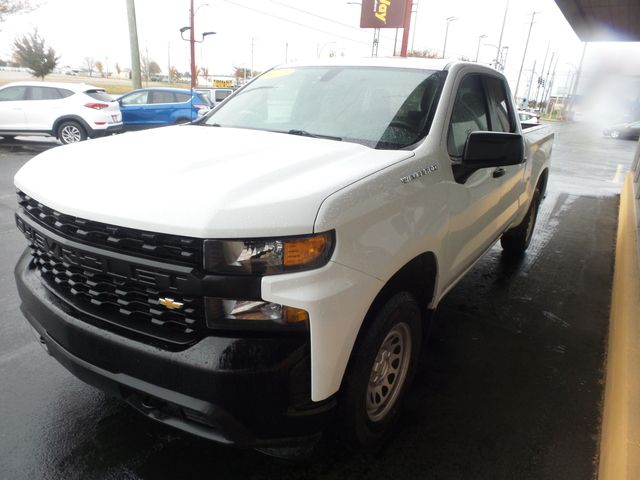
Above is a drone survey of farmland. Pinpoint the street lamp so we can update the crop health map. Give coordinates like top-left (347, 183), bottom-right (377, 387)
top-left (180, 0), bottom-right (215, 89)
top-left (442, 16), bottom-right (457, 59)
top-left (475, 34), bottom-right (487, 62)
top-left (317, 41), bottom-right (337, 58)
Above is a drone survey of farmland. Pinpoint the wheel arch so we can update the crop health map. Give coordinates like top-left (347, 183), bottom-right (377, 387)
top-left (52, 115), bottom-right (92, 138)
top-left (338, 251), bottom-right (438, 391)
top-left (537, 167), bottom-right (549, 198)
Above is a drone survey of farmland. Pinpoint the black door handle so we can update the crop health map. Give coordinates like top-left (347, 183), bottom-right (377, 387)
top-left (493, 167), bottom-right (506, 178)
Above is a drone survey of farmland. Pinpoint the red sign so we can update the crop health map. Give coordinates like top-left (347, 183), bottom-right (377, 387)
top-left (360, 0), bottom-right (407, 28)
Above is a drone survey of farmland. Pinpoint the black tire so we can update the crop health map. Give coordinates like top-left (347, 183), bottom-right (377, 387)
top-left (339, 291), bottom-right (422, 449)
top-left (610, 130), bottom-right (620, 139)
top-left (57, 121), bottom-right (87, 144)
top-left (501, 187), bottom-right (541, 255)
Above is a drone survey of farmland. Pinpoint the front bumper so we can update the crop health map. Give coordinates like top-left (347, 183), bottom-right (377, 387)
top-left (15, 249), bottom-right (334, 447)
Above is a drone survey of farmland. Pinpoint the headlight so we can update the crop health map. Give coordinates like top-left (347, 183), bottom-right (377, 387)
top-left (205, 298), bottom-right (309, 330)
top-left (203, 231), bottom-right (334, 275)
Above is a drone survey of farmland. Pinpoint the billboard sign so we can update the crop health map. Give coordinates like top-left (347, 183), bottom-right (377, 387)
top-left (360, 0), bottom-right (407, 29)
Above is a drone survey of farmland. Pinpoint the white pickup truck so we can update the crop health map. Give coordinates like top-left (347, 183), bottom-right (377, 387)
top-left (14, 58), bottom-right (553, 453)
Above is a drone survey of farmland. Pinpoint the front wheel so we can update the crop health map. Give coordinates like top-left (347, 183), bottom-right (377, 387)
top-left (58, 121), bottom-right (87, 144)
top-left (501, 187), bottom-right (541, 255)
top-left (339, 292), bottom-right (422, 449)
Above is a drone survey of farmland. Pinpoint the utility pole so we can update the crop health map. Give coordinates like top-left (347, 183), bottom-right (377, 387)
top-left (543, 57), bottom-right (559, 114)
top-left (495, 0), bottom-right (509, 68)
top-left (126, 0), bottom-right (142, 89)
top-left (514, 11), bottom-right (538, 104)
top-left (568, 43), bottom-right (588, 115)
top-left (534, 43), bottom-right (550, 107)
top-left (189, 0), bottom-right (196, 88)
top-left (167, 42), bottom-right (171, 85)
top-left (410, 0), bottom-right (420, 53)
top-left (541, 53), bottom-right (556, 108)
top-left (400, 0), bottom-right (413, 57)
top-left (250, 37), bottom-right (255, 78)
top-left (526, 59), bottom-right (536, 106)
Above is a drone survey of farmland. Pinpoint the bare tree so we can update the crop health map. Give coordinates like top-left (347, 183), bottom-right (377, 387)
top-left (83, 57), bottom-right (95, 77)
top-left (407, 49), bottom-right (440, 59)
top-left (12, 29), bottom-right (58, 79)
top-left (0, 0), bottom-right (33, 25)
top-left (95, 60), bottom-right (104, 77)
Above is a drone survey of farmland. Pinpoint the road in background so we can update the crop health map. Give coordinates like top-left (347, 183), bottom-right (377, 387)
top-left (0, 123), bottom-right (636, 479)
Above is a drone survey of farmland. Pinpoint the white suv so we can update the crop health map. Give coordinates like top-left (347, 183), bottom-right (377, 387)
top-left (0, 81), bottom-right (122, 144)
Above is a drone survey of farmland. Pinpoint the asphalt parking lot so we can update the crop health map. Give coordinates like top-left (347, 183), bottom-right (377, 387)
top-left (0, 124), bottom-right (637, 480)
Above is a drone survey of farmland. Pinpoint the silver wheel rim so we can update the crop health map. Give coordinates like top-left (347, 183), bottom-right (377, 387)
top-left (366, 322), bottom-right (412, 422)
top-left (611, 131), bottom-right (619, 138)
top-left (61, 125), bottom-right (81, 143)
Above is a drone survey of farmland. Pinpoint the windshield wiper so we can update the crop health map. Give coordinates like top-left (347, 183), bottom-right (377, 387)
top-left (287, 129), bottom-right (342, 141)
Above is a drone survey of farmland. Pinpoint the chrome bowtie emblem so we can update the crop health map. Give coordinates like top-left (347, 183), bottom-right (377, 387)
top-left (159, 297), bottom-right (184, 310)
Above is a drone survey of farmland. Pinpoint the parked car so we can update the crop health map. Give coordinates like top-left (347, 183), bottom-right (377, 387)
top-left (194, 87), bottom-right (234, 107)
top-left (603, 120), bottom-right (640, 139)
top-left (14, 59), bottom-right (553, 454)
top-left (518, 110), bottom-right (541, 125)
top-left (116, 87), bottom-right (210, 131)
top-left (0, 81), bottom-right (122, 144)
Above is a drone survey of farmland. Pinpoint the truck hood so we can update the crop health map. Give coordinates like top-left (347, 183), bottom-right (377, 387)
top-left (14, 125), bottom-right (413, 238)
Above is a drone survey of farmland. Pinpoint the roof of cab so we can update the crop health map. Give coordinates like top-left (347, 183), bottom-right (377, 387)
top-left (275, 57), bottom-right (469, 71)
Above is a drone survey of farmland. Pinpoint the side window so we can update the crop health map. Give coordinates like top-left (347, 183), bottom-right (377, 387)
top-left (29, 87), bottom-right (62, 100)
top-left (174, 92), bottom-right (191, 103)
top-left (150, 91), bottom-right (177, 104)
top-left (57, 88), bottom-right (74, 98)
top-left (0, 86), bottom-right (28, 101)
top-left (121, 91), bottom-right (149, 105)
top-left (214, 89), bottom-right (232, 103)
top-left (485, 77), bottom-right (516, 133)
top-left (447, 75), bottom-right (489, 158)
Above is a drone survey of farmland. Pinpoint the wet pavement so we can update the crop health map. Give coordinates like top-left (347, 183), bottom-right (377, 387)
top-left (0, 124), bottom-right (637, 479)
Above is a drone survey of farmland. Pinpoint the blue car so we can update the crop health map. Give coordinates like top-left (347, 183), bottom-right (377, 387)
top-left (116, 87), bottom-right (211, 131)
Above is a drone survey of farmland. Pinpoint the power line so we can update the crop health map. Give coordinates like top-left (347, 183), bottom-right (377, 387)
top-left (221, 0), bottom-right (371, 46)
top-left (267, 0), bottom-right (396, 42)
top-left (267, 0), bottom-right (362, 33)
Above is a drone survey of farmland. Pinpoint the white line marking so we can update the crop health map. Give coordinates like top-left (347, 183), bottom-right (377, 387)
top-left (611, 164), bottom-right (624, 183)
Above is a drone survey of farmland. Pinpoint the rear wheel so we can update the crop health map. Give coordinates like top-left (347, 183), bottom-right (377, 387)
top-left (501, 187), bottom-right (541, 255)
top-left (339, 292), bottom-right (422, 449)
top-left (58, 121), bottom-right (87, 144)
top-left (610, 130), bottom-right (620, 139)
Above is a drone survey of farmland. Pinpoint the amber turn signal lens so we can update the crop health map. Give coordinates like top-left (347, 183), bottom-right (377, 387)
top-left (283, 306), bottom-right (309, 324)
top-left (283, 235), bottom-right (328, 267)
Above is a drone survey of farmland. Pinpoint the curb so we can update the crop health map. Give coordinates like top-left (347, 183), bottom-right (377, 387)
top-left (598, 172), bottom-right (640, 479)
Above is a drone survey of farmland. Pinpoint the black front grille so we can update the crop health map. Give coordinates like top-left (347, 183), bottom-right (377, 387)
top-left (29, 240), bottom-right (206, 347)
top-left (17, 191), bottom-right (203, 267)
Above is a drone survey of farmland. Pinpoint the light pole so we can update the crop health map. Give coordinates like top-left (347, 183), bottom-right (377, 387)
top-left (180, 0), bottom-right (214, 89)
top-left (475, 34), bottom-right (487, 62)
top-left (514, 11), bottom-right (539, 104)
top-left (442, 16), bottom-right (457, 59)
top-left (495, 0), bottom-right (509, 68)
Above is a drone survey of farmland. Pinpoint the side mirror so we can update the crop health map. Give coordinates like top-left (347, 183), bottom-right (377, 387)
top-left (462, 131), bottom-right (524, 168)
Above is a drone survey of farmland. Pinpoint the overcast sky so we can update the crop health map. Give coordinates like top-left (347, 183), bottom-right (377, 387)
top-left (1, 0), bottom-right (639, 96)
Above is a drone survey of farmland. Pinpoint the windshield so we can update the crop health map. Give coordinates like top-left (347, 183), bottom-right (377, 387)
top-left (202, 66), bottom-right (446, 150)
